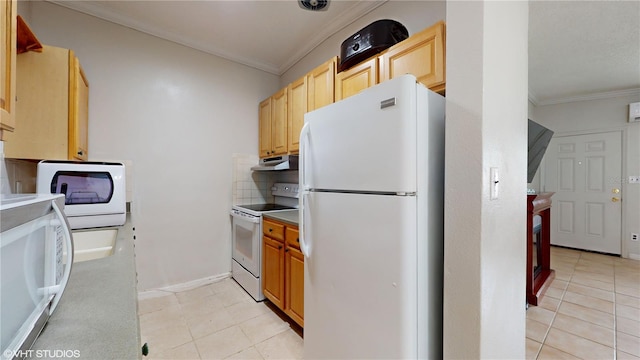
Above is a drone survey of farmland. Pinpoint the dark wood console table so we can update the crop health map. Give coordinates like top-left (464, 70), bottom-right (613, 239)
top-left (527, 192), bottom-right (555, 306)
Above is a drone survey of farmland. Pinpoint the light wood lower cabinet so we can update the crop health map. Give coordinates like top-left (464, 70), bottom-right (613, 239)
top-left (262, 218), bottom-right (303, 327)
top-left (4, 45), bottom-right (89, 160)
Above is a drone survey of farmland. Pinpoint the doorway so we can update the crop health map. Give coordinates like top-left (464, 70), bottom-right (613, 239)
top-left (542, 131), bottom-right (623, 254)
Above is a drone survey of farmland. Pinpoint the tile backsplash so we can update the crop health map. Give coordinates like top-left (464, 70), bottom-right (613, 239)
top-left (232, 153), bottom-right (299, 205)
top-left (232, 153), bottom-right (272, 205)
top-left (1, 141), bottom-right (38, 194)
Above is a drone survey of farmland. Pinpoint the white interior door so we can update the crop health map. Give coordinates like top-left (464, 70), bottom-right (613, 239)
top-left (543, 131), bottom-right (622, 254)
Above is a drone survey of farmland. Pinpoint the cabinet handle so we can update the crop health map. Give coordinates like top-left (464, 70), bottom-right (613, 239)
top-left (268, 228), bottom-right (273, 232)
top-left (77, 150), bottom-right (84, 156)
top-left (278, 245), bottom-right (283, 249)
top-left (285, 248), bottom-right (289, 253)
top-left (296, 238), bottom-right (299, 243)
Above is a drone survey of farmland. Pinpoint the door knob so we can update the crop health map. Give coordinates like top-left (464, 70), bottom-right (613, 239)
top-left (612, 188), bottom-right (620, 194)
top-left (612, 197), bottom-right (620, 202)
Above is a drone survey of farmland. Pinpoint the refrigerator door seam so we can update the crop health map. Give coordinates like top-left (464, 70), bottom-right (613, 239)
top-left (310, 189), bottom-right (416, 196)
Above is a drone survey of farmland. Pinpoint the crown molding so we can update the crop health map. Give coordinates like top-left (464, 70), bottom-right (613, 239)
top-left (49, 0), bottom-right (282, 74)
top-left (530, 88), bottom-right (640, 107)
top-left (49, 0), bottom-right (387, 76)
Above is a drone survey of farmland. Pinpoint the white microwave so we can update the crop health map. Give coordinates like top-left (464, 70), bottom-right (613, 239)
top-left (0, 194), bottom-right (73, 360)
top-left (37, 161), bottom-right (126, 230)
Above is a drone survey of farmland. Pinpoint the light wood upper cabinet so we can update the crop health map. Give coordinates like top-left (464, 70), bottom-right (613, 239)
top-left (380, 21), bottom-right (446, 94)
top-left (259, 87), bottom-right (288, 158)
top-left (287, 76), bottom-right (306, 153)
top-left (288, 57), bottom-right (336, 154)
top-left (307, 56), bottom-right (336, 112)
top-left (336, 57), bottom-right (378, 101)
top-left (4, 45), bottom-right (89, 161)
top-left (271, 87), bottom-right (288, 156)
top-left (0, 0), bottom-right (17, 138)
top-left (69, 55), bottom-right (89, 160)
top-left (259, 97), bottom-right (272, 158)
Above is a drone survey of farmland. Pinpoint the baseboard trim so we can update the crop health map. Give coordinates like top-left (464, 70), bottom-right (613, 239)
top-left (137, 272), bottom-right (231, 300)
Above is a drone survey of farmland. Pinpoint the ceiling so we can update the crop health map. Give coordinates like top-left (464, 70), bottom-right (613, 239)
top-left (51, 0), bottom-right (640, 106)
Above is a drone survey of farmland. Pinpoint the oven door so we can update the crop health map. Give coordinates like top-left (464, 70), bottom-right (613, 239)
top-left (230, 211), bottom-right (261, 277)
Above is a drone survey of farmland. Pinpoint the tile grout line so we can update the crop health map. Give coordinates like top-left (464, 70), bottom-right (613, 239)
top-left (535, 258), bottom-right (574, 360)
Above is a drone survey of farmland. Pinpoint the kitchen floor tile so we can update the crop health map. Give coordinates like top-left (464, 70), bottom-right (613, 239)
top-left (146, 341), bottom-right (201, 359)
top-left (255, 329), bottom-right (304, 360)
top-left (543, 328), bottom-right (614, 359)
top-left (195, 326), bottom-right (253, 359)
top-left (526, 247), bottom-right (640, 360)
top-left (536, 345), bottom-right (581, 359)
top-left (137, 247), bottom-right (638, 360)
top-left (526, 338), bottom-right (542, 360)
top-left (550, 313), bottom-right (614, 347)
top-left (617, 332), bottom-right (640, 357)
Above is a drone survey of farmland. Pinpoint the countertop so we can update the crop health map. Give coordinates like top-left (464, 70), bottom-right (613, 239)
top-left (29, 215), bottom-right (140, 360)
top-left (263, 209), bottom-right (299, 226)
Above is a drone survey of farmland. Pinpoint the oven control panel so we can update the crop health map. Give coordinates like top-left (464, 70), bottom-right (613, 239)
top-left (271, 183), bottom-right (299, 198)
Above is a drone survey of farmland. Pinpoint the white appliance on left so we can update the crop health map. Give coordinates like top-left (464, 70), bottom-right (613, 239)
top-left (36, 161), bottom-right (126, 230)
top-left (230, 183), bottom-right (299, 301)
top-left (0, 194), bottom-right (74, 360)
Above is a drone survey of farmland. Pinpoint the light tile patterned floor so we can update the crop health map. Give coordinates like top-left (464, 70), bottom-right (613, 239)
top-left (139, 246), bottom-right (639, 359)
top-left (527, 246), bottom-right (640, 359)
top-left (138, 278), bottom-right (303, 359)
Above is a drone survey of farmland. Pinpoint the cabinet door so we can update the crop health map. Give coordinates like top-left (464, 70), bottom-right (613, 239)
top-left (258, 97), bottom-right (272, 158)
top-left (0, 0), bottom-right (16, 135)
top-left (307, 57), bottom-right (336, 111)
top-left (262, 236), bottom-right (285, 308)
top-left (336, 57), bottom-right (378, 101)
top-left (287, 76), bottom-right (306, 153)
top-left (285, 245), bottom-right (304, 327)
top-left (4, 46), bottom-right (70, 160)
top-left (380, 21), bottom-right (445, 93)
top-left (271, 87), bottom-right (287, 156)
top-left (69, 54), bottom-right (88, 160)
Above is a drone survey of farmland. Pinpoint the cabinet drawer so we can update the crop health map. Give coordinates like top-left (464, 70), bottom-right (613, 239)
top-left (263, 219), bottom-right (285, 241)
top-left (286, 227), bottom-right (300, 249)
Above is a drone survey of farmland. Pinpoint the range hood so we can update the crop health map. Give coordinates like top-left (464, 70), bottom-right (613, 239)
top-left (251, 155), bottom-right (299, 171)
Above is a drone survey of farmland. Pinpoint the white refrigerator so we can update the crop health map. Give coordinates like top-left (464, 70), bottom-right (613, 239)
top-left (299, 74), bottom-right (445, 359)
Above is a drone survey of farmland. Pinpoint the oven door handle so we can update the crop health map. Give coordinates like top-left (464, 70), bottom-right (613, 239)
top-left (229, 210), bottom-right (260, 224)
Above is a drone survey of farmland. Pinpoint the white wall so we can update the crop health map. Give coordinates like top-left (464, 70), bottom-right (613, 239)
top-left (531, 94), bottom-right (640, 259)
top-left (281, 1), bottom-right (446, 85)
top-left (444, 1), bottom-right (528, 358)
top-left (23, 1), bottom-right (280, 290)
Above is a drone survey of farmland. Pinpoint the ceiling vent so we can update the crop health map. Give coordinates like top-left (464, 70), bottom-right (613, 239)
top-left (298, 0), bottom-right (329, 11)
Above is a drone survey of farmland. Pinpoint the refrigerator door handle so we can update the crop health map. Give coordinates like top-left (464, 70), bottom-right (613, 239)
top-left (299, 122), bottom-right (311, 258)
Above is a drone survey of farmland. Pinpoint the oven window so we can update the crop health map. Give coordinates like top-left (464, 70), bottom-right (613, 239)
top-left (50, 171), bottom-right (114, 205)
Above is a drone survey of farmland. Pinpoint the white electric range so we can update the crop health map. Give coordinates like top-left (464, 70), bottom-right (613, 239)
top-left (230, 183), bottom-right (298, 301)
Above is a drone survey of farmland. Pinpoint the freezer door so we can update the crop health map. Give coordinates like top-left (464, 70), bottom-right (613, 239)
top-left (303, 191), bottom-right (425, 359)
top-left (302, 75), bottom-right (418, 193)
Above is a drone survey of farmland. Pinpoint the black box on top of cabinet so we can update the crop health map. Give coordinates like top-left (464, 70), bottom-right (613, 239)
top-left (339, 19), bottom-right (409, 72)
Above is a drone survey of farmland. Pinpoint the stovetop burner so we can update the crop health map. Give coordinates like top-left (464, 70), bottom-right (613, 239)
top-left (235, 203), bottom-right (295, 212)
